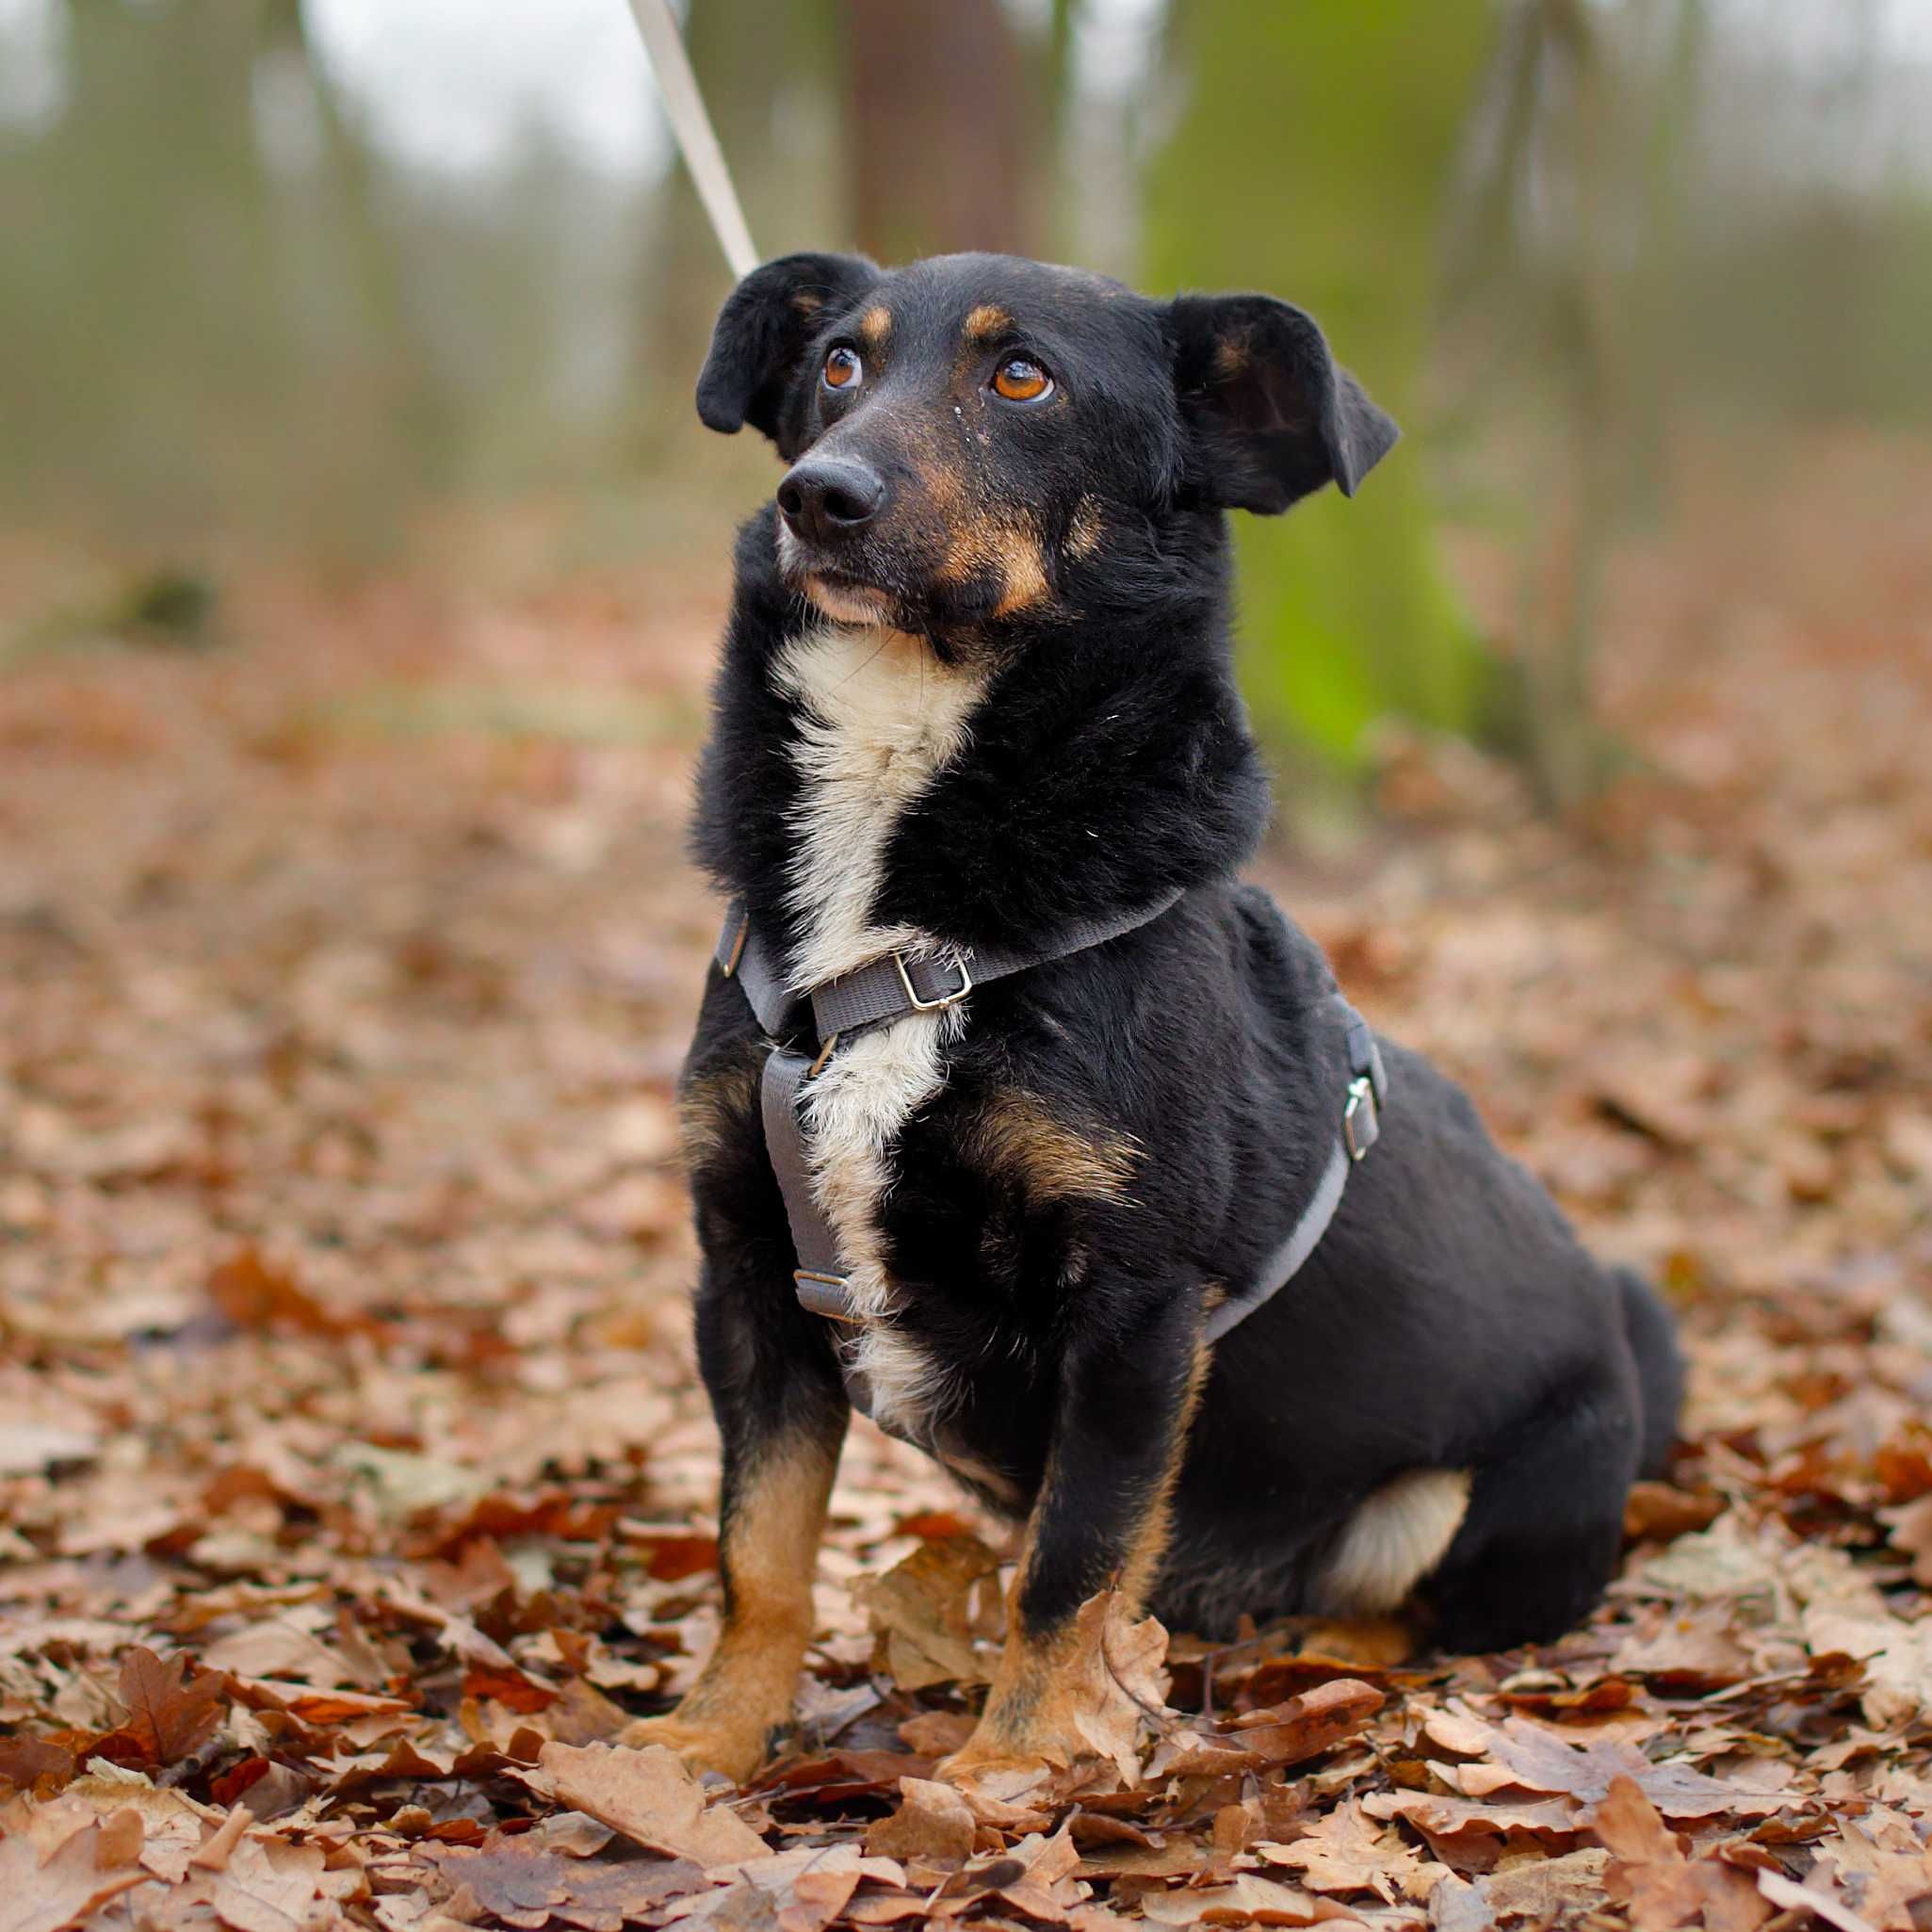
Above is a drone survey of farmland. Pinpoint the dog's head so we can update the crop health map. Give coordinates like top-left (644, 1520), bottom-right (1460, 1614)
top-left (697, 251), bottom-right (1398, 638)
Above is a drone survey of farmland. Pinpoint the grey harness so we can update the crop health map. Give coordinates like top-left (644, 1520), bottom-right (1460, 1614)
top-left (714, 893), bottom-right (1388, 1407)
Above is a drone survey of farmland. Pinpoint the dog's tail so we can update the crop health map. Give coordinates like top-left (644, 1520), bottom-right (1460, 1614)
top-left (1615, 1266), bottom-right (1684, 1480)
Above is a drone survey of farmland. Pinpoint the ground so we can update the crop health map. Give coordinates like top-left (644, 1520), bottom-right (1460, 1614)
top-left (3, 433), bottom-right (1931, 1930)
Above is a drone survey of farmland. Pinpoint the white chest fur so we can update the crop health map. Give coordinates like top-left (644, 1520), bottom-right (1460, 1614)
top-left (773, 625), bottom-right (987, 1436)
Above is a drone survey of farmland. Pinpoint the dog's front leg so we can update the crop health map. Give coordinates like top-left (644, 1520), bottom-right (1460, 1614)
top-left (942, 1291), bottom-right (1205, 1779)
top-left (622, 1263), bottom-right (849, 1782)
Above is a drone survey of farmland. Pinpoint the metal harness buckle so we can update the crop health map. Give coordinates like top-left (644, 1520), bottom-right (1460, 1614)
top-left (793, 1270), bottom-right (860, 1323)
top-left (1343, 1075), bottom-right (1380, 1162)
top-left (893, 950), bottom-right (973, 1013)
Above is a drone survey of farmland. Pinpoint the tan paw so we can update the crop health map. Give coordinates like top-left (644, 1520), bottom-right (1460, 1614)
top-left (617, 1713), bottom-right (770, 1784)
top-left (934, 1729), bottom-right (1062, 1787)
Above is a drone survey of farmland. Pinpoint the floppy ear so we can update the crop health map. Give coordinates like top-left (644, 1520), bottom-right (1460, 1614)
top-left (696, 252), bottom-right (881, 452)
top-left (1168, 293), bottom-right (1400, 513)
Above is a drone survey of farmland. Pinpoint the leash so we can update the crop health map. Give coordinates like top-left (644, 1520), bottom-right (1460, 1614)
top-left (714, 898), bottom-right (1388, 1421)
top-left (623, 0), bottom-right (758, 279)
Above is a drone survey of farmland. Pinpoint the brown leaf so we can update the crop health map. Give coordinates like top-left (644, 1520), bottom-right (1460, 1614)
top-left (0, 1800), bottom-right (151, 1932)
top-left (1058, 1591), bottom-right (1173, 1781)
top-left (1591, 1776), bottom-right (1771, 1932)
top-left (1448, 1708), bottom-right (1787, 1819)
top-left (855, 1534), bottom-right (1002, 1691)
top-left (517, 1743), bottom-right (770, 1865)
top-left (1258, 1800), bottom-right (1421, 1902)
top-left (206, 1834), bottom-right (339, 1932)
top-left (420, 1838), bottom-right (706, 1931)
top-left (1429, 1848), bottom-right (1612, 1932)
top-left (115, 1646), bottom-right (226, 1767)
top-left (1226, 1680), bottom-right (1383, 1766)
top-left (863, 1778), bottom-right (975, 1864)
top-left (1138, 1873), bottom-right (1341, 1925)
top-left (1757, 1868), bottom-right (1880, 1932)
top-left (0, 1738), bottom-right (75, 1794)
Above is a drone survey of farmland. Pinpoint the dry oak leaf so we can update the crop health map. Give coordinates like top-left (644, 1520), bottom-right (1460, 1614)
top-left (417, 1838), bottom-right (706, 1931)
top-left (1443, 1708), bottom-right (1788, 1820)
top-left (1137, 1872), bottom-right (1355, 1926)
top-left (1257, 1800), bottom-right (1422, 1902)
top-left (1359, 1788), bottom-right (1584, 1858)
top-left (0, 1798), bottom-right (150, 1932)
top-left (1756, 1868), bottom-right (1881, 1932)
top-left (516, 1743), bottom-right (770, 1866)
top-left (1225, 1680), bottom-right (1384, 1767)
top-left (206, 1834), bottom-right (345, 1932)
top-left (1813, 1815), bottom-right (1932, 1931)
top-left (854, 1534), bottom-right (1003, 1692)
top-left (862, 1777), bottom-right (976, 1864)
top-left (1590, 1775), bottom-right (1771, 1932)
top-left (57, 1768), bottom-right (218, 1881)
top-left (1428, 1847), bottom-right (1613, 1932)
top-left (1059, 1590), bottom-right (1174, 1782)
top-left (114, 1646), bottom-right (226, 1767)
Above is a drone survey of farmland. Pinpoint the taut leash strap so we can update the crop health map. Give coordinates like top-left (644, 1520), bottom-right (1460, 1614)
top-left (623, 0), bottom-right (759, 280)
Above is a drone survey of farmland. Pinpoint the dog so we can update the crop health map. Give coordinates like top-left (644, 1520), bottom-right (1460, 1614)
top-left (624, 251), bottom-right (1684, 1783)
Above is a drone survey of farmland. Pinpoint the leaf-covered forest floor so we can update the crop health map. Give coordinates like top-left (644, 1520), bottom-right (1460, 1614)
top-left (4, 433), bottom-right (1931, 1930)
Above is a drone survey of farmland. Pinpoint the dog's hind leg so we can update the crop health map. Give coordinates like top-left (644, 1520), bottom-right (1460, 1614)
top-left (621, 1251), bottom-right (849, 1782)
top-left (939, 1291), bottom-right (1208, 1781)
top-left (1416, 1363), bottom-right (1641, 1656)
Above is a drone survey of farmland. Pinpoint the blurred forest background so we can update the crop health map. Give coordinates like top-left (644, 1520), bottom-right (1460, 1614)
top-left (5, 0), bottom-right (1930, 797)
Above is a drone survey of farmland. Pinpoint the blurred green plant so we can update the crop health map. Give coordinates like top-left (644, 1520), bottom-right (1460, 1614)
top-left (1145, 0), bottom-right (1507, 778)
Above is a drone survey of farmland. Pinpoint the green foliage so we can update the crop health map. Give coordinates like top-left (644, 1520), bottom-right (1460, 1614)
top-left (1145, 0), bottom-right (1505, 771)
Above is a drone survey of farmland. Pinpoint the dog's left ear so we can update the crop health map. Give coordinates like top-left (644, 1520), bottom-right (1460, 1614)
top-left (1168, 293), bottom-right (1400, 514)
top-left (697, 252), bottom-right (881, 453)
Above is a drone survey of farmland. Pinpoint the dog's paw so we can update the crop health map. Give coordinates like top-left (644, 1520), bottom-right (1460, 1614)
top-left (616, 1713), bottom-right (769, 1785)
top-left (933, 1727), bottom-right (1066, 1796)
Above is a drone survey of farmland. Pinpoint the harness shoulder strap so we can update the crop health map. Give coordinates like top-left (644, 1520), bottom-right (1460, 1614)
top-left (714, 892), bottom-right (1389, 1391)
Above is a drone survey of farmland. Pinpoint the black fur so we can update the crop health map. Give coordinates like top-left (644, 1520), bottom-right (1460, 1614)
top-left (679, 252), bottom-right (1682, 1659)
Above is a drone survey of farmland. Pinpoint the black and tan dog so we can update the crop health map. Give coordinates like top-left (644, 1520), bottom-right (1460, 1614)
top-left (625, 252), bottom-right (1683, 1782)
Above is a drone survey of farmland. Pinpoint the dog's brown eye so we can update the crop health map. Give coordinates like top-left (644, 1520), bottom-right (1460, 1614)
top-left (993, 356), bottom-right (1051, 403)
top-left (822, 346), bottom-right (862, 392)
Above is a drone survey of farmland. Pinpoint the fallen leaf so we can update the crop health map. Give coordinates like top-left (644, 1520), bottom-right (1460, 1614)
top-left (0, 1799), bottom-right (150, 1932)
top-left (863, 1777), bottom-right (975, 1864)
top-left (1590, 1775), bottom-right (1771, 1931)
top-left (113, 1646), bottom-right (226, 1767)
top-left (419, 1836), bottom-right (706, 1930)
top-left (516, 1743), bottom-right (770, 1865)
top-left (1258, 1800), bottom-right (1421, 1901)
top-left (855, 1535), bottom-right (1002, 1691)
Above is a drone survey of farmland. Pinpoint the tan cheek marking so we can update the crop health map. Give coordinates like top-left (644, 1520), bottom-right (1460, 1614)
top-left (1066, 496), bottom-right (1107, 560)
top-left (971, 1089), bottom-right (1139, 1205)
top-left (859, 304), bottom-right (892, 349)
top-left (964, 303), bottom-right (1012, 343)
top-left (991, 528), bottom-right (1051, 618)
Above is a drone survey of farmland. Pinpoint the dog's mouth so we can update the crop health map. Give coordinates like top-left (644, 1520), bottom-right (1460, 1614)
top-left (775, 523), bottom-right (902, 625)
top-left (800, 569), bottom-right (895, 625)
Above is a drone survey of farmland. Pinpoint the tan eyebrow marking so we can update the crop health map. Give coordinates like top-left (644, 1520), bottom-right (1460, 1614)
top-left (964, 303), bottom-right (1013, 343)
top-left (859, 304), bottom-right (892, 348)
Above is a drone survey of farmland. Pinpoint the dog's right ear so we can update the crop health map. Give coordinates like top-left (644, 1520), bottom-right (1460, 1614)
top-left (696, 252), bottom-right (881, 453)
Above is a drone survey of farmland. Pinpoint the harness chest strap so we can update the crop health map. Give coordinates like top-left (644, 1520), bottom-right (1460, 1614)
top-left (713, 895), bottom-right (1387, 1351)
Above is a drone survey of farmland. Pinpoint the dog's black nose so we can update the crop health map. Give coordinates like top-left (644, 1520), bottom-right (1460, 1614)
top-left (776, 457), bottom-right (885, 543)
